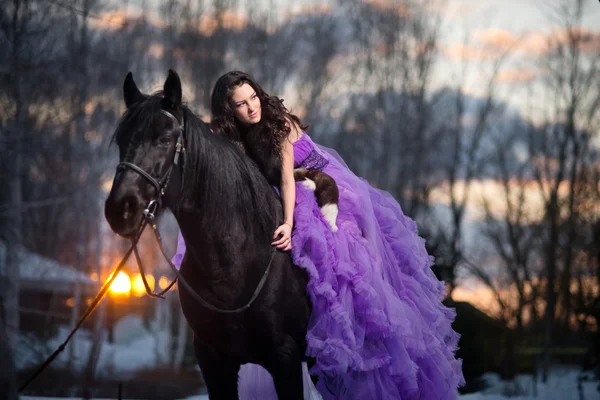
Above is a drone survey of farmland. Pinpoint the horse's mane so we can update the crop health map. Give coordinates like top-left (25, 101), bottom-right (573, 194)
top-left (112, 94), bottom-right (281, 239)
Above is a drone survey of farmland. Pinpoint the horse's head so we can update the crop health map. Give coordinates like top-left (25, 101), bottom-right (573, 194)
top-left (105, 70), bottom-right (186, 238)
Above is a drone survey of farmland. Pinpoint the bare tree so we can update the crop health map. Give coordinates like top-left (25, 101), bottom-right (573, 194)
top-left (433, 31), bottom-right (511, 293)
top-left (0, 0), bottom-right (59, 345)
top-left (161, 0), bottom-right (181, 71)
top-left (317, 0), bottom-right (442, 207)
top-left (528, 0), bottom-right (600, 381)
top-left (478, 122), bottom-right (544, 330)
top-left (569, 164), bottom-right (600, 335)
top-left (0, 299), bottom-right (18, 400)
top-left (0, 0), bottom-right (28, 347)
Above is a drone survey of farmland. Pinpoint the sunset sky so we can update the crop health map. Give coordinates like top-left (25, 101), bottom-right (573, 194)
top-left (436, 0), bottom-right (600, 113)
top-left (88, 0), bottom-right (599, 316)
top-left (102, 0), bottom-right (600, 114)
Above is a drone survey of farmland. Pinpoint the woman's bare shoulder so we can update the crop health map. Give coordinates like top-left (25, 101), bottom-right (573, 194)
top-left (285, 116), bottom-right (303, 144)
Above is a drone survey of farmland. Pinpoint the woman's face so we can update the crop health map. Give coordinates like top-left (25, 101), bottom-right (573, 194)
top-left (230, 83), bottom-right (262, 125)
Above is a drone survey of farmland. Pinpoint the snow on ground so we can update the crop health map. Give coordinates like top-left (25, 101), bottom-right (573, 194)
top-left (20, 367), bottom-right (600, 400)
top-left (15, 315), bottom-right (171, 379)
top-left (16, 314), bottom-right (599, 399)
top-left (459, 367), bottom-right (600, 400)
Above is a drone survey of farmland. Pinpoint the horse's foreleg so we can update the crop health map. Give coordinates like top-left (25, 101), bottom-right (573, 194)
top-left (268, 338), bottom-right (305, 400)
top-left (200, 362), bottom-right (240, 400)
top-left (193, 338), bottom-right (240, 400)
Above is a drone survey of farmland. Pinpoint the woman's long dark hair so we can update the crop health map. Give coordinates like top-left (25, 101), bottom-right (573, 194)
top-left (210, 71), bottom-right (307, 156)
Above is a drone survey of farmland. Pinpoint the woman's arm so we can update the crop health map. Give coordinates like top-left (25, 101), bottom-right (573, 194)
top-left (281, 136), bottom-right (296, 228)
top-left (272, 121), bottom-right (301, 251)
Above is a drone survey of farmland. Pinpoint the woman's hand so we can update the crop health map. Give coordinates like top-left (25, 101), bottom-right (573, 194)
top-left (272, 223), bottom-right (293, 251)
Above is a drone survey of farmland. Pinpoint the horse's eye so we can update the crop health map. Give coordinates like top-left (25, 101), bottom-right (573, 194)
top-left (159, 136), bottom-right (172, 145)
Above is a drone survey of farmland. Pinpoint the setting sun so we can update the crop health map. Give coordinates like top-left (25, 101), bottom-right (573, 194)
top-left (110, 271), bottom-right (132, 294)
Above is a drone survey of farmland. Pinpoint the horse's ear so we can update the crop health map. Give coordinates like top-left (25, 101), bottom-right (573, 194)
top-left (124, 72), bottom-right (144, 108)
top-left (163, 69), bottom-right (182, 106)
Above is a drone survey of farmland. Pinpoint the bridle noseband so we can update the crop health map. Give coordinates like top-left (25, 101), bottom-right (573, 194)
top-left (117, 108), bottom-right (276, 314)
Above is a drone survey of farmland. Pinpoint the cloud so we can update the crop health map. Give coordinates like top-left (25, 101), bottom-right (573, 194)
top-left (549, 27), bottom-right (600, 54)
top-left (430, 1), bottom-right (473, 18)
top-left (88, 9), bottom-right (247, 35)
top-left (88, 10), bottom-right (130, 31)
top-left (497, 68), bottom-right (537, 83)
top-left (288, 4), bottom-right (331, 17)
top-left (517, 28), bottom-right (600, 56)
top-left (148, 43), bottom-right (165, 59)
top-left (362, 0), bottom-right (411, 16)
top-left (576, 29), bottom-right (600, 53)
top-left (444, 26), bottom-right (600, 62)
top-left (197, 10), bottom-right (247, 35)
top-left (429, 178), bottom-right (546, 223)
top-left (88, 10), bottom-right (169, 31)
top-left (518, 32), bottom-right (550, 55)
top-left (442, 43), bottom-right (497, 61)
top-left (475, 29), bottom-right (519, 50)
top-left (442, 29), bottom-right (517, 61)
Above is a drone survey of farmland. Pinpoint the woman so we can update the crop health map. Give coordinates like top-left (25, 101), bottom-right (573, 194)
top-left (173, 71), bottom-right (465, 399)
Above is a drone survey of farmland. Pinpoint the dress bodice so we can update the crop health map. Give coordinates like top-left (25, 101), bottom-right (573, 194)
top-left (293, 134), bottom-right (329, 170)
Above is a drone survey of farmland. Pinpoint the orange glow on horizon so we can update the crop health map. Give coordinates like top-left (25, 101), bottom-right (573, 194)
top-left (109, 271), bottom-right (132, 294)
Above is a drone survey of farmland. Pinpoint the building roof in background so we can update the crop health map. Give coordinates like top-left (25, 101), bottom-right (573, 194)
top-left (0, 241), bottom-right (98, 294)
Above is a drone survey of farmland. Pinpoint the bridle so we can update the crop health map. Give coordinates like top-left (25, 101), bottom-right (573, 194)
top-left (111, 109), bottom-right (185, 301)
top-left (116, 109), bottom-right (276, 314)
top-left (117, 109), bottom-right (185, 215)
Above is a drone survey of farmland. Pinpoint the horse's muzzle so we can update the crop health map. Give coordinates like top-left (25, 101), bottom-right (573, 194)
top-left (104, 192), bottom-right (144, 238)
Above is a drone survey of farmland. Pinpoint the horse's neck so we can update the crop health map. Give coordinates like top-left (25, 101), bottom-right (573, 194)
top-left (173, 209), bottom-right (271, 273)
top-left (173, 210), bottom-right (277, 313)
top-left (174, 210), bottom-right (247, 251)
top-left (172, 129), bottom-right (281, 277)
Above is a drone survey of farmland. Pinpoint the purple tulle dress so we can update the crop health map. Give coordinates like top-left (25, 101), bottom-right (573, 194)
top-left (172, 133), bottom-right (465, 399)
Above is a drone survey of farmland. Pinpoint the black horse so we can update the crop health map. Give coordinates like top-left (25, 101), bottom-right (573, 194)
top-left (104, 70), bottom-right (312, 399)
